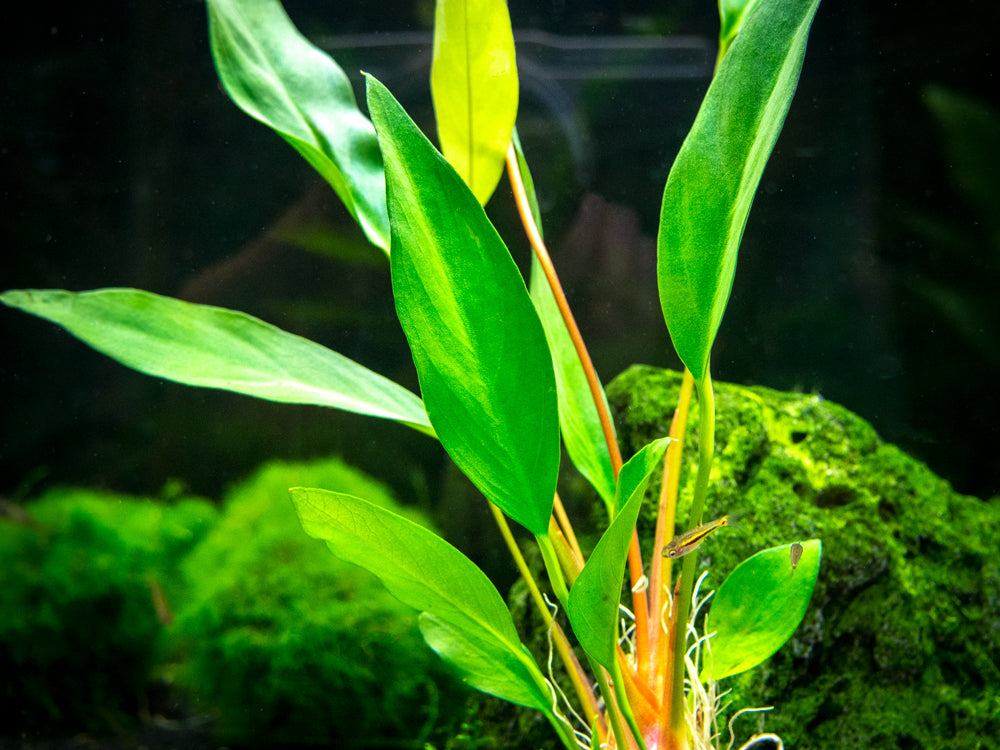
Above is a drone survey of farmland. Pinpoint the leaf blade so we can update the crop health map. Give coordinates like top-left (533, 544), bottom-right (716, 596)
top-left (431, 0), bottom-right (519, 205)
top-left (0, 288), bottom-right (431, 432)
top-left (367, 76), bottom-right (559, 535)
top-left (290, 487), bottom-right (553, 711)
top-left (567, 438), bottom-right (670, 668)
top-left (657, 0), bottom-right (822, 380)
top-left (207, 0), bottom-right (389, 251)
top-left (703, 540), bottom-right (822, 680)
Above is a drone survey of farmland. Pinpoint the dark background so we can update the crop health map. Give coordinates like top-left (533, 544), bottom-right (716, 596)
top-left (2, 0), bottom-right (999, 507)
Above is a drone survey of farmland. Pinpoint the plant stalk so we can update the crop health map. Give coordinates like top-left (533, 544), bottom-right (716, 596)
top-left (488, 503), bottom-right (604, 738)
top-left (536, 532), bottom-right (571, 609)
top-left (648, 368), bottom-right (694, 684)
top-left (667, 372), bottom-right (715, 740)
top-left (506, 144), bottom-right (652, 669)
top-left (553, 491), bottom-right (585, 562)
top-left (505, 144), bottom-right (623, 476)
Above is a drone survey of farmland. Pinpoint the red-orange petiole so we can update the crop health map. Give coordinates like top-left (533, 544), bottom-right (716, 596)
top-left (505, 144), bottom-right (652, 669)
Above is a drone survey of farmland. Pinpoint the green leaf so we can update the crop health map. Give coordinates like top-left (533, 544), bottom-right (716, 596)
top-left (367, 75), bottom-right (559, 535)
top-left (431, 0), bottom-right (518, 205)
top-left (0, 288), bottom-right (431, 433)
top-left (511, 129), bottom-right (544, 237)
top-left (289, 487), bottom-right (554, 712)
top-left (515, 134), bottom-right (616, 509)
top-left (567, 438), bottom-right (670, 669)
top-left (207, 0), bottom-right (389, 252)
top-left (657, 0), bottom-right (822, 381)
top-left (718, 0), bottom-right (763, 53)
top-left (703, 540), bottom-right (822, 681)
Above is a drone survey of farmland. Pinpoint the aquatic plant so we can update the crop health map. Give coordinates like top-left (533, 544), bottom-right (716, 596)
top-left (1, 1), bottom-right (824, 747)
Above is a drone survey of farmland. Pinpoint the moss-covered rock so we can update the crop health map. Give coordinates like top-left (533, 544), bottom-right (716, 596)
top-left (0, 488), bottom-right (218, 734)
top-left (607, 365), bottom-right (1000, 749)
top-left (164, 456), bottom-right (468, 748)
top-left (1, 457), bottom-right (471, 748)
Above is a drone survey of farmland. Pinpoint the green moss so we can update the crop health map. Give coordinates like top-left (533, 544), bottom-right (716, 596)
top-left (0, 488), bottom-right (217, 733)
top-left (1, 457), bottom-right (469, 747)
top-left (607, 365), bottom-right (1000, 748)
top-left (164, 456), bottom-right (467, 748)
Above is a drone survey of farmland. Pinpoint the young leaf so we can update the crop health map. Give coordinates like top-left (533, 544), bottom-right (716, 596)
top-left (567, 438), bottom-right (670, 669)
top-left (515, 134), bottom-right (616, 509)
top-left (289, 487), bottom-right (555, 713)
top-left (718, 0), bottom-right (763, 54)
top-left (367, 76), bottom-right (559, 536)
top-left (0, 288), bottom-right (431, 433)
top-left (431, 0), bottom-right (518, 205)
top-left (656, 0), bottom-right (822, 381)
top-left (207, 0), bottom-right (389, 252)
top-left (702, 540), bottom-right (822, 681)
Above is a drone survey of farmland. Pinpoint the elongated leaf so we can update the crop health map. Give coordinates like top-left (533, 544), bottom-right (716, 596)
top-left (657, 0), bottom-right (821, 381)
top-left (207, 0), bottom-right (389, 251)
top-left (367, 76), bottom-right (559, 535)
top-left (703, 540), bottom-right (822, 680)
top-left (0, 288), bottom-right (431, 433)
top-left (289, 487), bottom-right (553, 711)
top-left (567, 438), bottom-right (670, 668)
top-left (515, 134), bottom-right (616, 508)
top-left (431, 0), bottom-right (518, 205)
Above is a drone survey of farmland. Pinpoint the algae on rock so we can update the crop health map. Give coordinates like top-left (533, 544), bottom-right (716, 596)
top-left (606, 365), bottom-right (1000, 748)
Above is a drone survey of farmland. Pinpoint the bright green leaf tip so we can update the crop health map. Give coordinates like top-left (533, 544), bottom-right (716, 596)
top-left (431, 0), bottom-right (519, 205)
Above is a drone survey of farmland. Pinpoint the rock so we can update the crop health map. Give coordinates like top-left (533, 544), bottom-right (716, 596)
top-left (165, 457), bottom-right (467, 748)
top-left (607, 365), bottom-right (1000, 748)
top-left (0, 489), bottom-right (218, 737)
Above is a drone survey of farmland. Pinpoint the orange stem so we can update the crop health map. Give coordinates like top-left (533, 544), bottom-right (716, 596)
top-left (505, 144), bottom-right (623, 476)
top-left (553, 620), bottom-right (606, 744)
top-left (627, 533), bottom-right (651, 682)
top-left (506, 145), bottom-right (652, 671)
top-left (657, 577), bottom-right (685, 750)
top-left (648, 368), bottom-right (694, 688)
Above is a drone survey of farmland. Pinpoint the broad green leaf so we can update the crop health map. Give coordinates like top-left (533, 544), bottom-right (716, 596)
top-left (207, 0), bottom-right (389, 252)
top-left (431, 0), bottom-right (518, 205)
top-left (289, 487), bottom-right (554, 712)
top-left (703, 540), bottom-right (822, 680)
top-left (657, 0), bottom-right (821, 381)
top-left (0, 288), bottom-right (431, 433)
top-left (567, 438), bottom-right (670, 669)
top-left (515, 133), bottom-right (616, 509)
top-left (367, 76), bottom-right (559, 536)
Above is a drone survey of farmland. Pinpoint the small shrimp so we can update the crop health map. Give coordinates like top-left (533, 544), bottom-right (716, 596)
top-left (789, 542), bottom-right (804, 576)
